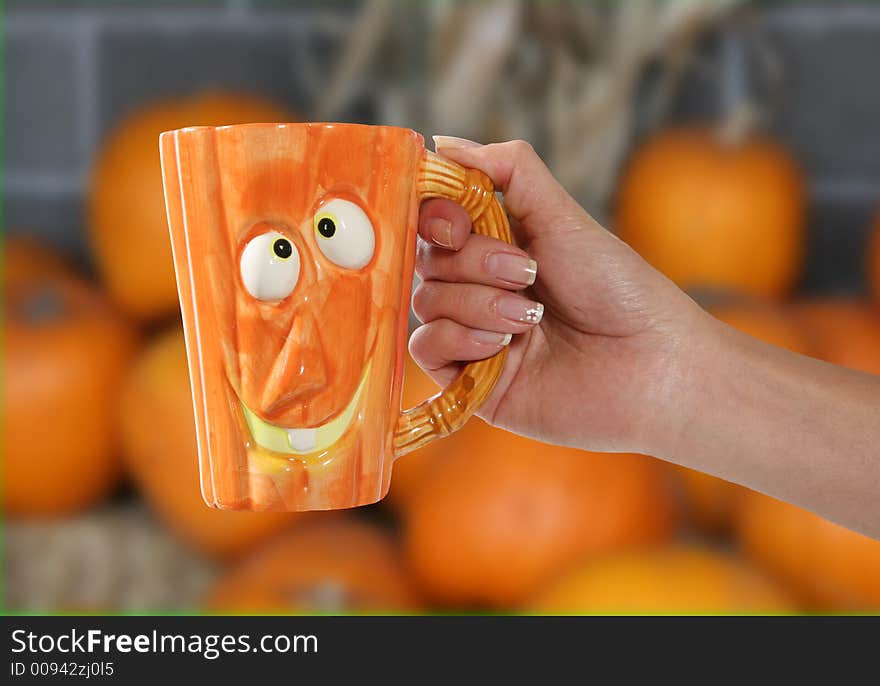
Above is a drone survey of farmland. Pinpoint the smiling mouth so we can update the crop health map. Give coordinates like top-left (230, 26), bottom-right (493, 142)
top-left (240, 363), bottom-right (370, 455)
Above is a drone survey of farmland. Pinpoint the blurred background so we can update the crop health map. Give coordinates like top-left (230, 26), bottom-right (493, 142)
top-left (4, 0), bottom-right (880, 614)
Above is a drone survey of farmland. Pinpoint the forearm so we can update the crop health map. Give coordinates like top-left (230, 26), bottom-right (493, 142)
top-left (658, 314), bottom-right (880, 538)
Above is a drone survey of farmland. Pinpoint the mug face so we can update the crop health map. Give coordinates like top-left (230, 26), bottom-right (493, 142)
top-left (160, 123), bottom-right (425, 511)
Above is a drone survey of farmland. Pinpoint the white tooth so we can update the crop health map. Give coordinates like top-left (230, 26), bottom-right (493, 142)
top-left (286, 427), bottom-right (317, 452)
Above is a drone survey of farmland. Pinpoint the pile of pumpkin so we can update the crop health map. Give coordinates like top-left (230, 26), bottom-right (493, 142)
top-left (5, 92), bottom-right (880, 614)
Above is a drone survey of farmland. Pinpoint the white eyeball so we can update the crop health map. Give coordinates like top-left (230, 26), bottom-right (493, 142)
top-left (239, 230), bottom-right (300, 301)
top-left (313, 198), bottom-right (375, 270)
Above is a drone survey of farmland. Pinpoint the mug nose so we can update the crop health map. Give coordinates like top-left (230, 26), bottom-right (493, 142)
top-left (260, 309), bottom-right (328, 415)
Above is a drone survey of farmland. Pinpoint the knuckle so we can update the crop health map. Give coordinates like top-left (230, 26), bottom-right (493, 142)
top-left (489, 291), bottom-right (503, 320)
top-left (414, 240), bottom-right (434, 277)
top-left (410, 282), bottom-right (435, 320)
top-left (409, 320), bottom-right (455, 370)
top-left (445, 251), bottom-right (468, 282)
top-left (407, 325), bottom-right (430, 360)
top-left (434, 318), bottom-right (462, 352)
top-left (509, 139), bottom-right (536, 159)
top-left (451, 285), bottom-right (474, 315)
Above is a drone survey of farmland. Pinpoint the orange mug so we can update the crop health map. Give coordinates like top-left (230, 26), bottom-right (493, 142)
top-left (160, 123), bottom-right (512, 511)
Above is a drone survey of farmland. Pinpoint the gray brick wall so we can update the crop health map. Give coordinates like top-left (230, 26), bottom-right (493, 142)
top-left (5, 1), bottom-right (880, 293)
top-left (3, 1), bottom-right (364, 262)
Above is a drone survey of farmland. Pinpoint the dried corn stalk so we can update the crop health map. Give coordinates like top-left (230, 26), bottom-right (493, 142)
top-left (317, 0), bottom-right (742, 213)
top-left (428, 0), bottom-right (743, 211)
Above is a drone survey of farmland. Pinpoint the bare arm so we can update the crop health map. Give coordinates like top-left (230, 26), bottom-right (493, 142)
top-left (666, 316), bottom-right (880, 537)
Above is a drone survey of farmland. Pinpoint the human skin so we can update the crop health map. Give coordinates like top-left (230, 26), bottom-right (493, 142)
top-left (410, 137), bottom-right (880, 540)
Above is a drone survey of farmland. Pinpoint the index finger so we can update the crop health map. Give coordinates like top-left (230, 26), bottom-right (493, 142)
top-left (418, 197), bottom-right (473, 251)
top-left (432, 137), bottom-right (592, 240)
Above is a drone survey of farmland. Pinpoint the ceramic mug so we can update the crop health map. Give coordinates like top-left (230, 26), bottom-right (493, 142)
top-left (160, 123), bottom-right (512, 511)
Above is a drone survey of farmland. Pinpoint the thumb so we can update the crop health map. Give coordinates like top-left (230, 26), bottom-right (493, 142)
top-left (432, 136), bottom-right (589, 241)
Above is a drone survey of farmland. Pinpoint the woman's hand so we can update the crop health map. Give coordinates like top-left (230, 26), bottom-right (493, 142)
top-left (413, 136), bottom-right (880, 539)
top-left (411, 137), bottom-right (708, 455)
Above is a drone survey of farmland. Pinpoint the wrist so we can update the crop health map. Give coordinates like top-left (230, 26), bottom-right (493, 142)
top-left (637, 302), bottom-right (728, 462)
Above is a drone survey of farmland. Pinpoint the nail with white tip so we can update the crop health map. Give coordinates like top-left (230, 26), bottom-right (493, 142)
top-left (471, 329), bottom-right (513, 347)
top-left (433, 135), bottom-right (483, 151)
top-left (497, 295), bottom-right (544, 326)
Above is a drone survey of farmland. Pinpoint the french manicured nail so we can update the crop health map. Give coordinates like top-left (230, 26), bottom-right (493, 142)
top-left (486, 252), bottom-right (538, 287)
top-left (471, 329), bottom-right (513, 346)
top-left (433, 135), bottom-right (482, 150)
top-left (426, 217), bottom-right (454, 249)
top-left (496, 295), bottom-right (544, 325)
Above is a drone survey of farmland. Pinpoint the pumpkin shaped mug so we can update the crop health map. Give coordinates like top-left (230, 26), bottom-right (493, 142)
top-left (160, 123), bottom-right (512, 511)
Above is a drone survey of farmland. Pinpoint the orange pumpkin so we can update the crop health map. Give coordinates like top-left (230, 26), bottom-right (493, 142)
top-left (207, 517), bottom-right (420, 613)
top-left (676, 301), bottom-right (815, 533)
top-left (3, 264), bottom-right (138, 516)
top-left (4, 235), bottom-right (75, 285)
top-left (403, 424), bottom-right (677, 607)
top-left (870, 212), bottom-right (880, 303)
top-left (89, 92), bottom-right (290, 320)
top-left (710, 300), bottom-right (815, 356)
top-left (790, 298), bottom-right (880, 375)
top-left (119, 327), bottom-right (297, 558)
top-left (385, 355), bottom-right (481, 511)
top-left (615, 127), bottom-right (806, 299)
top-left (735, 492), bottom-right (880, 609)
top-left (529, 546), bottom-right (793, 614)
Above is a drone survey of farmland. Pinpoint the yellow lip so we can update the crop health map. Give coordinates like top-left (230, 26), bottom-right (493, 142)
top-left (241, 363), bottom-right (370, 455)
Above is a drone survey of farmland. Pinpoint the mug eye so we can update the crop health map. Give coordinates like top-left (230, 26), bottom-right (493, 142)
top-left (240, 230), bottom-right (300, 301)
top-left (313, 199), bottom-right (375, 270)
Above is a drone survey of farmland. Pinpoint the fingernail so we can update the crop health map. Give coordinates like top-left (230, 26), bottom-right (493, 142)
top-left (486, 252), bottom-right (538, 287)
top-left (471, 329), bottom-right (513, 346)
top-left (426, 217), bottom-right (454, 249)
top-left (496, 295), bottom-right (544, 325)
top-left (433, 135), bottom-right (483, 151)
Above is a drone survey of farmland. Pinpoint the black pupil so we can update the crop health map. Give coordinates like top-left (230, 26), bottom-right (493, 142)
top-left (317, 217), bottom-right (336, 238)
top-left (273, 238), bottom-right (292, 259)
